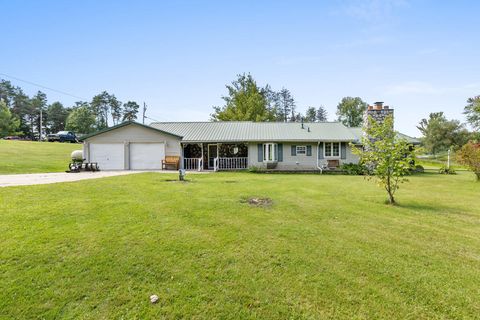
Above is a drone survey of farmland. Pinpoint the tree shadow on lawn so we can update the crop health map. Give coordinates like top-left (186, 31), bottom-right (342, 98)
top-left (394, 201), bottom-right (474, 217)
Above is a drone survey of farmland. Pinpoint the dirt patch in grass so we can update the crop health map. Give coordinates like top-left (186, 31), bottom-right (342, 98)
top-left (241, 197), bottom-right (273, 207)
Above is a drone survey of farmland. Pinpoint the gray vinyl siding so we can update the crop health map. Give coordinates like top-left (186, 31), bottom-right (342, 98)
top-left (248, 142), bottom-right (318, 170)
top-left (248, 142), bottom-right (360, 170)
top-left (317, 142), bottom-right (359, 168)
top-left (83, 124), bottom-right (182, 167)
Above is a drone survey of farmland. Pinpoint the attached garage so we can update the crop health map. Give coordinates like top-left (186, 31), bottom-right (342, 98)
top-left (90, 143), bottom-right (125, 170)
top-left (129, 143), bottom-right (165, 170)
top-left (82, 122), bottom-right (182, 170)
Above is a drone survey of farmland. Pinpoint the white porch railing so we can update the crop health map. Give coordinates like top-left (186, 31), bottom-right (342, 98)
top-left (184, 158), bottom-right (203, 171)
top-left (218, 157), bottom-right (248, 170)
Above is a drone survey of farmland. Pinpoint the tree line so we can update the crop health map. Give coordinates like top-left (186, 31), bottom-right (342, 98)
top-left (210, 73), bottom-right (372, 127)
top-left (0, 79), bottom-right (141, 138)
top-left (210, 73), bottom-right (329, 123)
top-left (211, 73), bottom-right (480, 156)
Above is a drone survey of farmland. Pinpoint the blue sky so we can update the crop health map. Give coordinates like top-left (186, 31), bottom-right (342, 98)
top-left (1, 0), bottom-right (479, 136)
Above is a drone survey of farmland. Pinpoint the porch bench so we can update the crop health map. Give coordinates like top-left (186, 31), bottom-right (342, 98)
top-left (327, 159), bottom-right (340, 169)
top-left (162, 156), bottom-right (180, 170)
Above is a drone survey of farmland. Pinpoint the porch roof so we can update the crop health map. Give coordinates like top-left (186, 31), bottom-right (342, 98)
top-left (150, 121), bottom-right (358, 142)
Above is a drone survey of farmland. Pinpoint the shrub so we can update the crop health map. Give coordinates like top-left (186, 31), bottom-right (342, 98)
top-left (438, 165), bottom-right (456, 175)
top-left (457, 141), bottom-right (480, 181)
top-left (340, 163), bottom-right (368, 175)
top-left (248, 166), bottom-right (266, 173)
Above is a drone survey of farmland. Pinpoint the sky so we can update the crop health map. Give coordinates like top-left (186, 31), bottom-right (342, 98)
top-left (1, 0), bottom-right (479, 136)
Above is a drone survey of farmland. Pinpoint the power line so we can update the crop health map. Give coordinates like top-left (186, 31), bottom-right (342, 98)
top-left (0, 72), bottom-right (87, 100)
top-left (144, 115), bottom-right (162, 123)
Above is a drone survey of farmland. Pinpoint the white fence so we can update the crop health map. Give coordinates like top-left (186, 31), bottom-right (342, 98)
top-left (184, 158), bottom-right (203, 171)
top-left (217, 157), bottom-right (248, 170)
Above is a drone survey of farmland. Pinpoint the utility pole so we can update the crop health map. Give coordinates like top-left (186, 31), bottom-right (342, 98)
top-left (39, 108), bottom-right (43, 142)
top-left (447, 148), bottom-right (451, 169)
top-left (142, 102), bottom-right (147, 124)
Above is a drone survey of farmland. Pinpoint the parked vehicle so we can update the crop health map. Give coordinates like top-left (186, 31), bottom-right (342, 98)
top-left (47, 131), bottom-right (78, 143)
top-left (2, 136), bottom-right (21, 140)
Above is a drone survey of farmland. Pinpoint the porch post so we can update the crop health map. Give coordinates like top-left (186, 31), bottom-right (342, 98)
top-left (201, 143), bottom-right (204, 170)
top-left (180, 143), bottom-right (184, 169)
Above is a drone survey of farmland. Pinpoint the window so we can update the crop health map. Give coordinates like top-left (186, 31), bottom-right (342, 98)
top-left (296, 146), bottom-right (306, 155)
top-left (324, 142), bottom-right (340, 157)
top-left (263, 143), bottom-right (277, 162)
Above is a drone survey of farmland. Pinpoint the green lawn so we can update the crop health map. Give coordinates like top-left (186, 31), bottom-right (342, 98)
top-left (0, 140), bottom-right (80, 174)
top-left (1, 172), bottom-right (479, 319)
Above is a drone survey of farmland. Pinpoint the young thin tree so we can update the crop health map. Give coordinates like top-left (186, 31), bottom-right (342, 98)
top-left (457, 141), bottom-right (480, 181)
top-left (352, 115), bottom-right (415, 204)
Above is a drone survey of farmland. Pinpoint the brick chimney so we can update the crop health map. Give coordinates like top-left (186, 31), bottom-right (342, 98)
top-left (363, 102), bottom-right (394, 134)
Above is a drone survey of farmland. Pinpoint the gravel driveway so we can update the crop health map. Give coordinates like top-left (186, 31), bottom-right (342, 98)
top-left (0, 171), bottom-right (187, 187)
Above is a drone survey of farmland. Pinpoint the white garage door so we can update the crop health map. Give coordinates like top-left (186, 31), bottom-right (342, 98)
top-left (130, 143), bottom-right (165, 170)
top-left (90, 143), bottom-right (124, 170)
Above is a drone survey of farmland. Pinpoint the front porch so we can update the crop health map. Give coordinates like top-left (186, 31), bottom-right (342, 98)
top-left (182, 143), bottom-right (248, 171)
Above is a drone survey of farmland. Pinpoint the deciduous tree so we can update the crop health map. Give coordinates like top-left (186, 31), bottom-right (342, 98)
top-left (417, 112), bottom-right (470, 154)
top-left (352, 115), bottom-right (415, 204)
top-left (211, 73), bottom-right (275, 121)
top-left (65, 105), bottom-right (96, 134)
top-left (46, 102), bottom-right (70, 133)
top-left (464, 95), bottom-right (480, 130)
top-left (0, 100), bottom-right (20, 137)
top-left (336, 97), bottom-right (367, 127)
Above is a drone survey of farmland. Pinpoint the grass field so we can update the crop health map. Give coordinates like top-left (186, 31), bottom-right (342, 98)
top-left (1, 172), bottom-right (479, 319)
top-left (0, 140), bottom-right (80, 174)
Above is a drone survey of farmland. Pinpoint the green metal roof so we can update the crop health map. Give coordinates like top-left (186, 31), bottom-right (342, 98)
top-left (150, 121), bottom-right (358, 142)
top-left (80, 121), bottom-right (183, 141)
top-left (81, 121), bottom-right (420, 144)
top-left (349, 127), bottom-right (421, 145)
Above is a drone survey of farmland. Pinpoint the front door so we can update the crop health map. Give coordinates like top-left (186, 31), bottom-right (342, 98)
top-left (208, 144), bottom-right (218, 169)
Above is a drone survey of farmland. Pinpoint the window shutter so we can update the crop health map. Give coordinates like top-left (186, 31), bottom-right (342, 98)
top-left (306, 145), bottom-right (312, 156)
top-left (341, 142), bottom-right (347, 159)
top-left (291, 145), bottom-right (296, 156)
top-left (277, 144), bottom-right (283, 162)
top-left (258, 144), bottom-right (263, 162)
top-left (318, 142), bottom-right (324, 159)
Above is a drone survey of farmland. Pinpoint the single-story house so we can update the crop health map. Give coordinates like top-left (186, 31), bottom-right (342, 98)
top-left (80, 104), bottom-right (419, 171)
